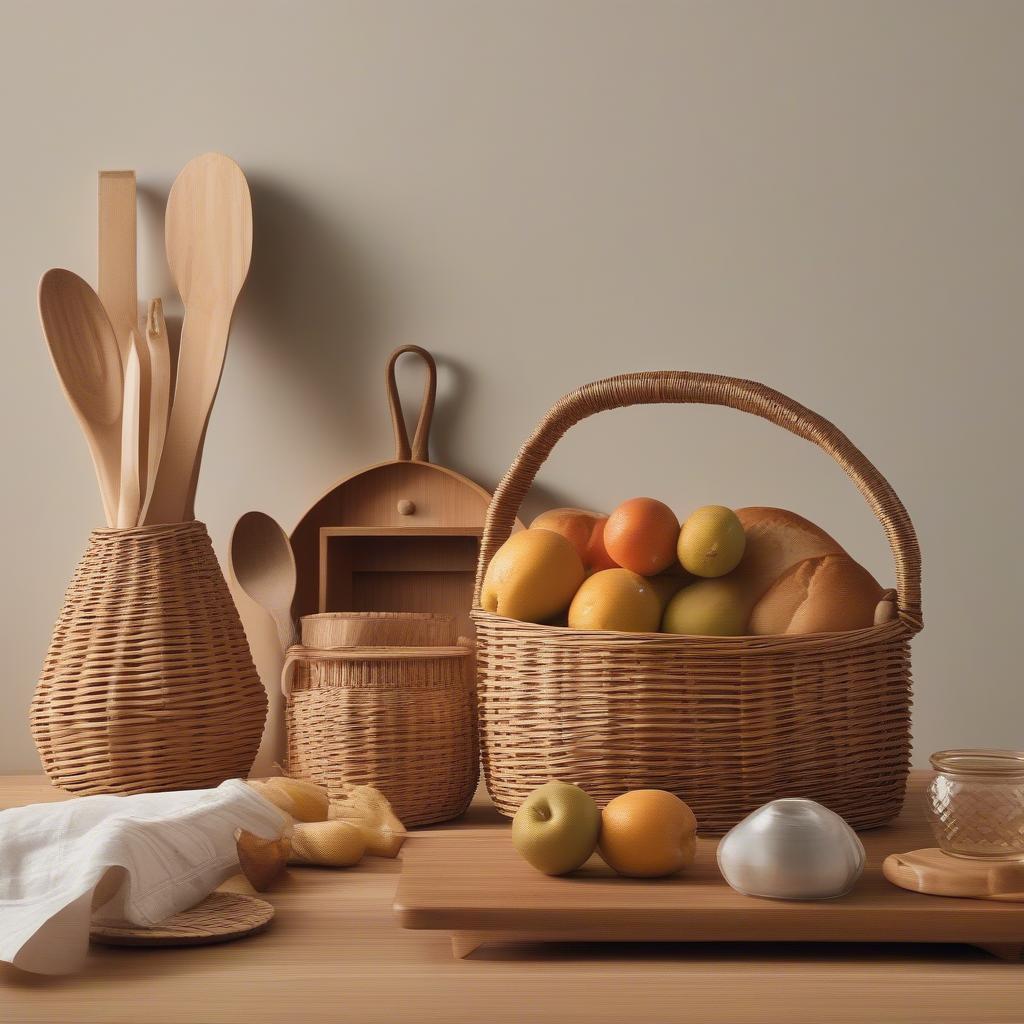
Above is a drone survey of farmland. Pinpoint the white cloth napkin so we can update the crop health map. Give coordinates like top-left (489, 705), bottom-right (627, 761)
top-left (0, 779), bottom-right (288, 975)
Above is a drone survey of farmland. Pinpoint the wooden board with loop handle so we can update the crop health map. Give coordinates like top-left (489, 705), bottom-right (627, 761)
top-left (289, 345), bottom-right (521, 640)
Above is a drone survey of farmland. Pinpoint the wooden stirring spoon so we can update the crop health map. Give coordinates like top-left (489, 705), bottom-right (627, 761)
top-left (230, 511), bottom-right (298, 652)
top-left (38, 269), bottom-right (123, 526)
top-left (116, 331), bottom-right (143, 528)
top-left (145, 153), bottom-right (253, 524)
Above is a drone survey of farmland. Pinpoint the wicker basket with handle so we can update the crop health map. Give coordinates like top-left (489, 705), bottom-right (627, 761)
top-left (471, 371), bottom-right (922, 832)
top-left (282, 640), bottom-right (479, 826)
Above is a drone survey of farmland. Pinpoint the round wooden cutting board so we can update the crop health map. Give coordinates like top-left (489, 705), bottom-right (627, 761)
top-left (883, 847), bottom-right (1024, 902)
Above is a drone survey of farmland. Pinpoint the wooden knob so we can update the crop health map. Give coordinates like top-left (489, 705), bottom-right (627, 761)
top-left (397, 499), bottom-right (416, 516)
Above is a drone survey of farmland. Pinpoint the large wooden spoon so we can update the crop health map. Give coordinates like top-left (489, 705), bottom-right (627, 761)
top-left (145, 153), bottom-right (253, 523)
top-left (230, 511), bottom-right (298, 652)
top-left (38, 269), bottom-right (123, 525)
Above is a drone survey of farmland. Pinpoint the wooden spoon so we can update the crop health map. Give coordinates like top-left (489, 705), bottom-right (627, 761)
top-left (146, 153), bottom-right (253, 523)
top-left (230, 511), bottom-right (297, 652)
top-left (116, 331), bottom-right (143, 528)
top-left (38, 269), bottom-right (123, 526)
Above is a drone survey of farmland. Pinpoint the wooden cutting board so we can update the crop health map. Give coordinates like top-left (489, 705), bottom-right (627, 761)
top-left (395, 777), bottom-right (1024, 960)
top-left (290, 346), bottom-right (518, 639)
top-left (884, 848), bottom-right (1024, 902)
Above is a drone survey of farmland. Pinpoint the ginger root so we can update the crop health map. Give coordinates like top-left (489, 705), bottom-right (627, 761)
top-left (329, 783), bottom-right (407, 858)
top-left (289, 820), bottom-right (366, 867)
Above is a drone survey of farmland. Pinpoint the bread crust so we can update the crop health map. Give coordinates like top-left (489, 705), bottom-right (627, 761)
top-left (750, 553), bottom-right (883, 635)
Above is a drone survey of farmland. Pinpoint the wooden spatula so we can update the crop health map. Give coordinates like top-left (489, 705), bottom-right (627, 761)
top-left (38, 269), bottom-right (123, 526)
top-left (116, 331), bottom-right (143, 528)
top-left (98, 170), bottom-right (138, 367)
top-left (145, 153), bottom-right (252, 523)
top-left (139, 298), bottom-right (171, 523)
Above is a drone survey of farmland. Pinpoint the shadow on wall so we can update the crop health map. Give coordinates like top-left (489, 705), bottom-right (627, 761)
top-left (140, 169), bottom-right (590, 520)
top-left (240, 175), bottom-right (390, 458)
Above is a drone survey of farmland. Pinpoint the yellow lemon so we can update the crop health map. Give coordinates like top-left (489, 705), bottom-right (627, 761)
top-left (677, 505), bottom-right (746, 577)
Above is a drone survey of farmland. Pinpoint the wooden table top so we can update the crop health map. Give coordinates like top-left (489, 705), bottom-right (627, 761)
top-left (2, 772), bottom-right (1023, 1024)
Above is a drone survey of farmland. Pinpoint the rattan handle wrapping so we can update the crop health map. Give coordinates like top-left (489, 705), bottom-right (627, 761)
top-left (473, 372), bottom-right (922, 631)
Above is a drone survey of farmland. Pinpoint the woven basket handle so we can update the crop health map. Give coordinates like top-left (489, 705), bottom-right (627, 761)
top-left (281, 646), bottom-right (303, 699)
top-left (386, 345), bottom-right (436, 462)
top-left (473, 371), bottom-right (922, 631)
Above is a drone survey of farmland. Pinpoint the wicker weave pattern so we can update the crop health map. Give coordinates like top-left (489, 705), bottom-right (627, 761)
top-left (32, 522), bottom-right (267, 794)
top-left (284, 644), bottom-right (479, 827)
top-left (472, 372), bottom-right (922, 831)
top-left (90, 892), bottom-right (273, 947)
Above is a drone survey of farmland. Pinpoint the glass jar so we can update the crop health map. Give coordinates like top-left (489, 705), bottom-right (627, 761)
top-left (926, 750), bottom-right (1024, 860)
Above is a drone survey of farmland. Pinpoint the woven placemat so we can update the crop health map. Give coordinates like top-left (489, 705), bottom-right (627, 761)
top-left (90, 891), bottom-right (274, 947)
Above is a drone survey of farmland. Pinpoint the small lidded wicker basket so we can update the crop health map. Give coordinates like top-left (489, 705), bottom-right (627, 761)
top-left (282, 625), bottom-right (478, 826)
top-left (472, 371), bottom-right (923, 833)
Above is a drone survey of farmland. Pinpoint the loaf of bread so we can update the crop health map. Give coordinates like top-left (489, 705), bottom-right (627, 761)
top-left (749, 553), bottom-right (883, 635)
top-left (732, 508), bottom-right (846, 601)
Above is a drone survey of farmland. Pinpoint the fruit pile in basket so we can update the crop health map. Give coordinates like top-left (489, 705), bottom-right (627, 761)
top-left (481, 500), bottom-right (893, 635)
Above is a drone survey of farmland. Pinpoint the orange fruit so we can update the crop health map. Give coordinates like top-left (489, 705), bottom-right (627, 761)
top-left (586, 517), bottom-right (617, 571)
top-left (567, 568), bottom-right (662, 632)
top-left (531, 508), bottom-right (616, 572)
top-left (480, 528), bottom-right (585, 623)
top-left (598, 789), bottom-right (698, 877)
top-left (604, 498), bottom-right (680, 576)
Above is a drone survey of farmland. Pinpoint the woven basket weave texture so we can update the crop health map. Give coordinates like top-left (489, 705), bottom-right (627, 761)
top-left (32, 521), bottom-right (267, 794)
top-left (284, 643), bottom-right (479, 827)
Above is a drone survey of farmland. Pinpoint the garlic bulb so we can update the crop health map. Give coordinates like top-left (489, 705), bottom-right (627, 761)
top-left (717, 798), bottom-right (864, 900)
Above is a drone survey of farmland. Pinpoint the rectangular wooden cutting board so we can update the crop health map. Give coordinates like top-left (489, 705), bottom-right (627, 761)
top-left (395, 779), bottom-right (1024, 960)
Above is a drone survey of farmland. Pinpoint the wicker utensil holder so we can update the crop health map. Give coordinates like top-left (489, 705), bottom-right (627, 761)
top-left (282, 641), bottom-right (478, 826)
top-left (32, 521), bottom-right (267, 794)
top-left (472, 371), bottom-right (923, 833)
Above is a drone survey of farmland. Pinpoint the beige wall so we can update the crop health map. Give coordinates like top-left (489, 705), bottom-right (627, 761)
top-left (1, 1), bottom-right (1021, 772)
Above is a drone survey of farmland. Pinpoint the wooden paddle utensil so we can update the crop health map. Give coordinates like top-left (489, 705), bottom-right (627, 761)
top-left (231, 511), bottom-right (298, 652)
top-left (38, 269), bottom-right (124, 526)
top-left (140, 298), bottom-right (171, 522)
top-left (116, 331), bottom-right (143, 528)
top-left (145, 153), bottom-right (253, 524)
top-left (99, 169), bottom-right (151, 504)
top-left (97, 170), bottom-right (138, 367)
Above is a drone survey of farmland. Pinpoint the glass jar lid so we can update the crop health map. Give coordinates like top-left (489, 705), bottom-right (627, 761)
top-left (930, 749), bottom-right (1024, 779)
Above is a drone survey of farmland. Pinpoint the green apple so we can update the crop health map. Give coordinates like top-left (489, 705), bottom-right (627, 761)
top-left (512, 781), bottom-right (601, 876)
